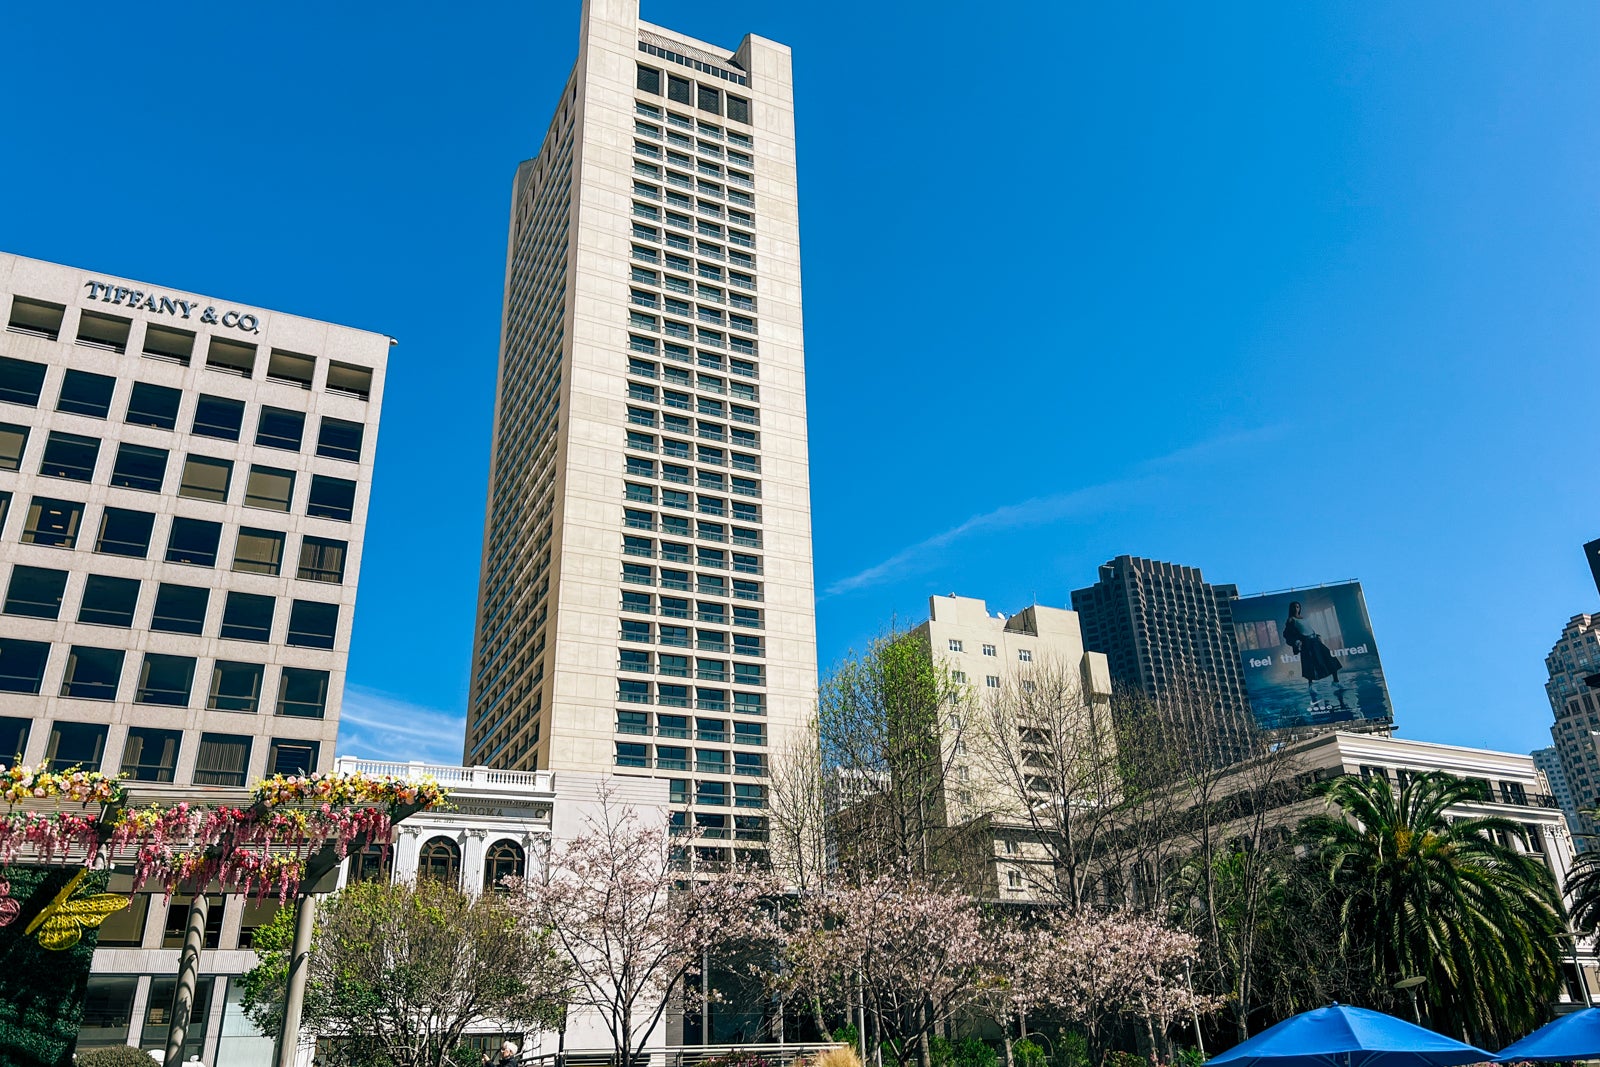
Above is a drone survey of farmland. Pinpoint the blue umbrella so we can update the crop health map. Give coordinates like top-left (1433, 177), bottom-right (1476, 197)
top-left (1496, 1006), bottom-right (1600, 1062)
top-left (1206, 1004), bottom-right (1493, 1067)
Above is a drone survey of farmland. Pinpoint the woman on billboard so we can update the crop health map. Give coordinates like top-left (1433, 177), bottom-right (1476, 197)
top-left (1284, 600), bottom-right (1343, 692)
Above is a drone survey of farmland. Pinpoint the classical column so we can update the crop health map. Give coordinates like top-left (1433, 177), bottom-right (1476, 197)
top-left (275, 892), bottom-right (320, 1067)
top-left (164, 894), bottom-right (210, 1063)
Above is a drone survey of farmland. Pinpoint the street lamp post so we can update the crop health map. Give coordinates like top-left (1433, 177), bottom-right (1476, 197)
top-left (1394, 976), bottom-right (1426, 1026)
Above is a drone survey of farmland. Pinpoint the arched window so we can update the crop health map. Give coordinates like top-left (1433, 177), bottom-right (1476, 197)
top-left (418, 836), bottom-right (461, 887)
top-left (484, 840), bottom-right (526, 892)
top-left (348, 842), bottom-right (391, 884)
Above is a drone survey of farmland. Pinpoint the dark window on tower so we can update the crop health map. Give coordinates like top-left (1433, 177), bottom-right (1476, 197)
top-left (307, 476), bottom-right (356, 521)
top-left (56, 370), bottom-right (116, 418)
top-left (668, 74), bottom-right (691, 105)
top-left (277, 668), bottom-right (330, 719)
top-left (110, 443), bottom-right (167, 492)
top-left (4, 565), bottom-right (68, 619)
top-left (191, 394), bottom-right (245, 440)
top-left (221, 592), bottom-right (275, 642)
top-left (0, 356), bottom-right (48, 406)
top-left (316, 418), bottom-right (363, 462)
top-left (0, 639), bottom-right (50, 694)
top-left (166, 517), bottom-right (222, 567)
top-left (46, 720), bottom-right (108, 770)
top-left (95, 507), bottom-right (155, 557)
top-left (726, 95), bottom-right (750, 124)
top-left (78, 575), bottom-right (140, 628)
top-left (136, 653), bottom-right (195, 707)
top-left (151, 584), bottom-right (209, 635)
top-left (124, 382), bottom-right (181, 429)
top-left (287, 601), bottom-right (339, 649)
top-left (0, 716), bottom-right (30, 765)
top-left (268, 737), bottom-right (320, 776)
top-left (255, 407), bottom-right (305, 451)
top-left (698, 84), bottom-right (721, 114)
top-left (39, 432), bottom-right (100, 481)
top-left (60, 646), bottom-right (125, 701)
top-left (121, 727), bottom-right (182, 782)
top-left (208, 661), bottom-right (264, 714)
top-left (637, 64), bottom-right (662, 93)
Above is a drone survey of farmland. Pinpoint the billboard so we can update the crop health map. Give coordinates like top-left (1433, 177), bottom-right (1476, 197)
top-left (1231, 581), bottom-right (1393, 732)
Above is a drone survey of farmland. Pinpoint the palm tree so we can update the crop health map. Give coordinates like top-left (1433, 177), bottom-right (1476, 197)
top-left (1563, 847), bottom-right (1600, 935)
top-left (1300, 772), bottom-right (1567, 1046)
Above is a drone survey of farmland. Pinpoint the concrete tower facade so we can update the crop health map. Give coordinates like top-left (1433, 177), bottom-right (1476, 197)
top-left (466, 0), bottom-right (816, 858)
top-left (0, 252), bottom-right (388, 788)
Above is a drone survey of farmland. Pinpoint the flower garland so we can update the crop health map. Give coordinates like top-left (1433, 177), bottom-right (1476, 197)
top-left (253, 771), bottom-right (446, 810)
top-left (0, 766), bottom-right (125, 808)
top-left (0, 770), bottom-right (446, 902)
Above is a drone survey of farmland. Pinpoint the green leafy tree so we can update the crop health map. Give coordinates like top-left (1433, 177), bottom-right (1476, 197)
top-left (239, 878), bottom-right (569, 1067)
top-left (817, 630), bottom-right (968, 876)
top-left (1300, 772), bottom-right (1567, 1045)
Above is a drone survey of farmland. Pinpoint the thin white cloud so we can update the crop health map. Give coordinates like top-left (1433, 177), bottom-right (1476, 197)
top-left (821, 425), bottom-right (1286, 599)
top-left (337, 684), bottom-right (467, 765)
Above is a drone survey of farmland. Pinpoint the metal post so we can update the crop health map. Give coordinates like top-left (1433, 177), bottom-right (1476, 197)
top-left (855, 975), bottom-right (867, 1066)
top-left (697, 953), bottom-right (710, 1043)
top-left (1183, 959), bottom-right (1204, 1058)
top-left (276, 892), bottom-right (319, 1067)
top-left (165, 894), bottom-right (210, 1064)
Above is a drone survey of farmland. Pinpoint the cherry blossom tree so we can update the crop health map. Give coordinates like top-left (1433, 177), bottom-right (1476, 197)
top-left (778, 874), bottom-right (991, 1067)
top-left (509, 791), bottom-right (774, 1066)
top-left (1031, 909), bottom-right (1209, 1063)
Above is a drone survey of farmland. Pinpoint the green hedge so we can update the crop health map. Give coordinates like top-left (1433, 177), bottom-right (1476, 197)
top-left (0, 865), bottom-right (110, 1067)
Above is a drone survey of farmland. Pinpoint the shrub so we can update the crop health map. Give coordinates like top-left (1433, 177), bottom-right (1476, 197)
top-left (1014, 1039), bottom-right (1048, 1067)
top-left (932, 1037), bottom-right (998, 1067)
top-left (1056, 1032), bottom-right (1090, 1067)
top-left (810, 1047), bottom-right (863, 1067)
top-left (1103, 1051), bottom-right (1146, 1067)
top-left (76, 1047), bottom-right (158, 1067)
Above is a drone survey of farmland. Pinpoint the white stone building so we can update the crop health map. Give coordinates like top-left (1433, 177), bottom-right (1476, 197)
top-left (80, 762), bottom-right (671, 1064)
top-left (464, 0), bottom-right (815, 866)
top-left (0, 251), bottom-right (389, 786)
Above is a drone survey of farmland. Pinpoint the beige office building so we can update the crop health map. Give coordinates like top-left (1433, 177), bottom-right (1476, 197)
top-left (0, 252), bottom-right (388, 787)
top-left (466, 0), bottom-right (816, 857)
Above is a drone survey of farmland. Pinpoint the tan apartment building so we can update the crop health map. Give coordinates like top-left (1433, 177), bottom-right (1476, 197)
top-left (916, 593), bottom-right (1114, 899)
top-left (465, 0), bottom-right (816, 860)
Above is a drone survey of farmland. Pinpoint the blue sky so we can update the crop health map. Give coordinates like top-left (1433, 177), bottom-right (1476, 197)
top-left (4, 2), bottom-right (1596, 763)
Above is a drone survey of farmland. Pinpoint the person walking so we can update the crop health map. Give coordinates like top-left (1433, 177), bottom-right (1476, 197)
top-left (483, 1041), bottom-right (520, 1067)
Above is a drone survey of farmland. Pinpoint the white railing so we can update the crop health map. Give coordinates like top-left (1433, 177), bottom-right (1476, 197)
top-left (333, 757), bottom-right (553, 793)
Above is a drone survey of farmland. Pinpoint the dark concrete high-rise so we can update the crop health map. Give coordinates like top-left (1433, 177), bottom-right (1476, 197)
top-left (1070, 555), bottom-right (1252, 765)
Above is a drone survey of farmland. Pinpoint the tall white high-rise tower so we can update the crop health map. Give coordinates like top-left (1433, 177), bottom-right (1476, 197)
top-left (467, 0), bottom-right (816, 859)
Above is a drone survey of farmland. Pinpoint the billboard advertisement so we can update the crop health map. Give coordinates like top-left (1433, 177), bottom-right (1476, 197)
top-left (1231, 581), bottom-right (1393, 732)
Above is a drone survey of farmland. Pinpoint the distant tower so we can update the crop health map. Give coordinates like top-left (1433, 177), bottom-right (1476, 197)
top-left (1546, 613), bottom-right (1600, 846)
top-left (1532, 745), bottom-right (1583, 845)
top-left (1070, 555), bottom-right (1253, 766)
